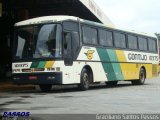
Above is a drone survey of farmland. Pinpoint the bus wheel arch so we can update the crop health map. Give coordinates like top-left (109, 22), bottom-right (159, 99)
top-left (141, 66), bottom-right (146, 78)
top-left (132, 67), bottom-right (146, 85)
top-left (83, 65), bottom-right (94, 83)
top-left (78, 65), bottom-right (93, 91)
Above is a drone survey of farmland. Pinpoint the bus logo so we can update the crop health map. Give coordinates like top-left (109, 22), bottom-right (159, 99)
top-left (85, 50), bottom-right (95, 60)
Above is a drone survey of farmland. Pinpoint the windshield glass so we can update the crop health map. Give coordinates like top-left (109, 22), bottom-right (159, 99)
top-left (14, 24), bottom-right (62, 59)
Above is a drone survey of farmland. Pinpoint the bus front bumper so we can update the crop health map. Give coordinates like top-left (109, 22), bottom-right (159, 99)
top-left (12, 72), bottom-right (62, 85)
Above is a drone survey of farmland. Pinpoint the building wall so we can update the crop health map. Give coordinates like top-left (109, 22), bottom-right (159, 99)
top-left (0, 2), bottom-right (2, 17)
top-left (0, 0), bottom-right (13, 79)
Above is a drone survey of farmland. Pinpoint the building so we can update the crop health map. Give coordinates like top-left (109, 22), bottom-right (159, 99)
top-left (0, 0), bottom-right (114, 80)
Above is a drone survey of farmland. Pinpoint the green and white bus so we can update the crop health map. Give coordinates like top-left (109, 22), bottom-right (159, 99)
top-left (12, 16), bottom-right (159, 92)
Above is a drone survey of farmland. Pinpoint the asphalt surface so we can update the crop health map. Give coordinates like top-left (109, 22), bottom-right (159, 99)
top-left (0, 77), bottom-right (160, 119)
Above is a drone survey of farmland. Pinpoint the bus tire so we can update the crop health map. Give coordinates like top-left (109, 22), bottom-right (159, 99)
top-left (78, 68), bottom-right (90, 91)
top-left (106, 81), bottom-right (118, 86)
top-left (39, 84), bottom-right (52, 92)
top-left (132, 68), bottom-right (146, 85)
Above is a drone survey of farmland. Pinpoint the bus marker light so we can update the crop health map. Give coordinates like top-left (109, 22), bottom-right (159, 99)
top-left (29, 76), bottom-right (38, 80)
top-left (13, 77), bottom-right (20, 80)
top-left (47, 76), bottom-right (55, 80)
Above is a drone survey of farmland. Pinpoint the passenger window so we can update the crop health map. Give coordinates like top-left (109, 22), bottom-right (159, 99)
top-left (138, 37), bottom-right (148, 51)
top-left (82, 26), bottom-right (98, 44)
top-left (99, 29), bottom-right (113, 46)
top-left (114, 32), bottom-right (126, 48)
top-left (148, 38), bottom-right (157, 52)
top-left (128, 35), bottom-right (138, 50)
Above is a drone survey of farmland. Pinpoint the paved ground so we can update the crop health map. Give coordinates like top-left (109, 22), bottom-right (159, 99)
top-left (0, 77), bottom-right (160, 116)
top-left (0, 81), bottom-right (35, 91)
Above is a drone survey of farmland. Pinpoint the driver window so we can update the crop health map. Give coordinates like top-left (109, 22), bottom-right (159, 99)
top-left (46, 26), bottom-right (56, 54)
top-left (64, 32), bottom-right (71, 56)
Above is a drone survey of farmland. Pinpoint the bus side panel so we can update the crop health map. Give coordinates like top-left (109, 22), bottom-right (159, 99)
top-left (151, 64), bottom-right (159, 77)
top-left (124, 51), bottom-right (158, 80)
top-left (76, 47), bottom-right (108, 83)
top-left (115, 50), bottom-right (137, 80)
top-left (116, 50), bottom-right (148, 80)
top-left (86, 62), bottom-right (108, 82)
top-left (76, 47), bottom-right (159, 82)
top-left (97, 48), bottom-right (124, 81)
top-left (141, 64), bottom-right (152, 79)
top-left (118, 63), bottom-right (139, 80)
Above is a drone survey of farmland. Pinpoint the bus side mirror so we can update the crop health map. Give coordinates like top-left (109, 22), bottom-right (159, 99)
top-left (63, 32), bottom-right (73, 66)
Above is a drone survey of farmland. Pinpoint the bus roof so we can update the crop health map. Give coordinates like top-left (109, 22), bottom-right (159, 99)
top-left (15, 15), bottom-right (157, 38)
top-left (15, 16), bottom-right (78, 26)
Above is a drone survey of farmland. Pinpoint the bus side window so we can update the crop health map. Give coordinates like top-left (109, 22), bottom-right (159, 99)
top-left (99, 29), bottom-right (113, 47)
top-left (114, 32), bottom-right (126, 49)
top-left (82, 26), bottom-right (98, 45)
top-left (128, 34), bottom-right (138, 50)
top-left (138, 37), bottom-right (148, 51)
top-left (148, 38), bottom-right (157, 52)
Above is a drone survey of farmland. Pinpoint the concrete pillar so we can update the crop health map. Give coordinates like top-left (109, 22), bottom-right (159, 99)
top-left (0, 2), bottom-right (2, 17)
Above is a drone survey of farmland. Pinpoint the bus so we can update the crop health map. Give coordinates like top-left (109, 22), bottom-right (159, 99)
top-left (12, 16), bottom-right (159, 92)
top-left (159, 48), bottom-right (160, 75)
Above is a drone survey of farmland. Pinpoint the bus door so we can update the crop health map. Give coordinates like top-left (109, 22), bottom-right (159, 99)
top-left (63, 32), bottom-right (73, 66)
top-left (63, 21), bottom-right (80, 83)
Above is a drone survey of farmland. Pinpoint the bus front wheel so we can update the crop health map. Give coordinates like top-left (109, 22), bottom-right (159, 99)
top-left (39, 84), bottom-right (52, 92)
top-left (132, 68), bottom-right (146, 85)
top-left (78, 68), bottom-right (90, 91)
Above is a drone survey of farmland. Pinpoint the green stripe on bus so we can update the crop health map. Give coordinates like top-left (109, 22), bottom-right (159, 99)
top-left (107, 49), bottom-right (124, 80)
top-left (30, 62), bottom-right (39, 68)
top-left (107, 49), bottom-right (117, 62)
top-left (97, 48), bottom-right (116, 81)
top-left (37, 61), bottom-right (46, 68)
top-left (97, 48), bottom-right (124, 81)
top-left (112, 63), bottom-right (124, 80)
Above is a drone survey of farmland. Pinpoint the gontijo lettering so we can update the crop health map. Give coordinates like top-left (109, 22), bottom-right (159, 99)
top-left (128, 53), bottom-right (158, 61)
top-left (128, 53), bottom-right (147, 61)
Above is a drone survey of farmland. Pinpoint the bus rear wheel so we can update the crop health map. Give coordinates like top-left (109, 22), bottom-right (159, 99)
top-left (132, 68), bottom-right (146, 85)
top-left (78, 68), bottom-right (90, 91)
top-left (39, 84), bottom-right (52, 92)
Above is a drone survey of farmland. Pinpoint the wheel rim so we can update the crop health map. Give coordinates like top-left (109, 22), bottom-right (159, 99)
top-left (83, 73), bottom-right (89, 88)
top-left (140, 71), bottom-right (145, 83)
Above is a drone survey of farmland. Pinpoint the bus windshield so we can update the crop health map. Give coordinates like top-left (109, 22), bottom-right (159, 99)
top-left (14, 24), bottom-right (62, 59)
